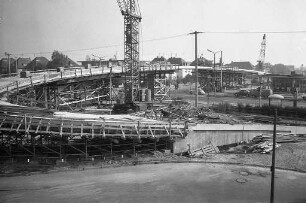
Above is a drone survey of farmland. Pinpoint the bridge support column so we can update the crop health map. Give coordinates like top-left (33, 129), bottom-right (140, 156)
top-left (43, 87), bottom-right (48, 109)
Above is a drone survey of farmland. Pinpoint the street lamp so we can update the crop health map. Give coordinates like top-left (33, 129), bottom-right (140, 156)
top-left (207, 49), bottom-right (221, 96)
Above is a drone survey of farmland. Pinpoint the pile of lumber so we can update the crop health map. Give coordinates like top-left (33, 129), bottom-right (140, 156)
top-left (248, 141), bottom-right (281, 154)
top-left (188, 143), bottom-right (220, 157)
top-left (252, 133), bottom-right (306, 143)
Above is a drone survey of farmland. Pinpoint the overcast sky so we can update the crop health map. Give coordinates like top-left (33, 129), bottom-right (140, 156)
top-left (1, 0), bottom-right (306, 67)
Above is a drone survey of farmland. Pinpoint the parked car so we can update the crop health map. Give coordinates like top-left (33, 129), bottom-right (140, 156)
top-left (302, 94), bottom-right (306, 101)
top-left (249, 88), bottom-right (273, 98)
top-left (190, 88), bottom-right (205, 95)
top-left (234, 89), bottom-right (249, 97)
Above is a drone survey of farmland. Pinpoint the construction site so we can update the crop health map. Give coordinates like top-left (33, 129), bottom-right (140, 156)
top-left (1, 0), bottom-right (306, 202)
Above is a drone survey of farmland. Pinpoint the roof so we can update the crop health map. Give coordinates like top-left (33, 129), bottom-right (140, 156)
top-left (0, 58), bottom-right (16, 67)
top-left (67, 58), bottom-right (80, 67)
top-left (167, 57), bottom-right (186, 66)
top-left (151, 56), bottom-right (167, 63)
top-left (24, 57), bottom-right (49, 71)
top-left (17, 58), bottom-right (31, 68)
top-left (227, 61), bottom-right (254, 70)
top-left (190, 57), bottom-right (213, 66)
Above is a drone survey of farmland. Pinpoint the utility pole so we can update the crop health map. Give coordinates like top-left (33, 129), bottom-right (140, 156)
top-left (189, 31), bottom-right (203, 107)
top-left (270, 108), bottom-right (277, 203)
top-left (259, 77), bottom-right (262, 107)
top-left (4, 52), bottom-right (12, 76)
top-left (220, 51), bottom-right (223, 92)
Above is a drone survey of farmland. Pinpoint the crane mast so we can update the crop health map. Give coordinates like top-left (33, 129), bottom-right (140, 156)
top-left (117, 0), bottom-right (142, 103)
top-left (257, 34), bottom-right (266, 71)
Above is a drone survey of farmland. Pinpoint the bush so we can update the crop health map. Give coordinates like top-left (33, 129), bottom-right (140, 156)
top-left (237, 103), bottom-right (244, 112)
top-left (245, 104), bottom-right (253, 113)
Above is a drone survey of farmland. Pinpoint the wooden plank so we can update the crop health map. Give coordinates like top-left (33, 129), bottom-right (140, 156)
top-left (46, 119), bottom-right (51, 133)
top-left (26, 116), bottom-right (32, 133)
top-left (120, 125), bottom-right (125, 139)
top-left (176, 127), bottom-right (184, 137)
top-left (81, 123), bottom-right (83, 137)
top-left (134, 124), bottom-right (140, 140)
top-left (149, 126), bottom-right (155, 138)
top-left (70, 122), bottom-right (73, 136)
top-left (10, 116), bottom-right (18, 130)
top-left (60, 120), bottom-right (63, 137)
top-left (0, 116), bottom-right (7, 128)
top-left (16, 118), bottom-right (24, 132)
top-left (164, 126), bottom-right (170, 136)
top-left (91, 123), bottom-right (94, 137)
top-left (35, 118), bottom-right (43, 134)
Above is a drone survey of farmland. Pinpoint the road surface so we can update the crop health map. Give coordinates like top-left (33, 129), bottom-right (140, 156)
top-left (0, 163), bottom-right (305, 203)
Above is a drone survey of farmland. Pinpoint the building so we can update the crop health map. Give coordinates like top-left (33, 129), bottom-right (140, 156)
top-left (190, 56), bottom-right (213, 67)
top-left (151, 56), bottom-right (167, 64)
top-left (16, 58), bottom-right (31, 70)
top-left (269, 64), bottom-right (295, 75)
top-left (227, 61), bottom-right (254, 70)
top-left (268, 72), bottom-right (306, 93)
top-left (24, 57), bottom-right (49, 72)
top-left (167, 57), bottom-right (187, 66)
top-left (0, 58), bottom-right (17, 75)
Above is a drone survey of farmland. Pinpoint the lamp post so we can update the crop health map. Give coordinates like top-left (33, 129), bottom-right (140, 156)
top-left (207, 75), bottom-right (212, 106)
top-left (207, 49), bottom-right (221, 96)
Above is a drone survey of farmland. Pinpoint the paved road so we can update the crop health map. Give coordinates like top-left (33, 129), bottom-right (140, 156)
top-left (0, 163), bottom-right (305, 203)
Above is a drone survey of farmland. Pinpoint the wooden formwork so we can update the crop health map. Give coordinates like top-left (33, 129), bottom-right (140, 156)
top-left (0, 105), bottom-right (186, 159)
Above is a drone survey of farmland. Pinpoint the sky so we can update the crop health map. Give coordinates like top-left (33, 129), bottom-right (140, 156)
top-left (1, 0), bottom-right (306, 67)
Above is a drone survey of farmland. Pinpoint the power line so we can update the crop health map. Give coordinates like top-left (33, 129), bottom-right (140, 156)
top-left (204, 30), bottom-right (306, 34)
top-left (8, 30), bottom-right (306, 56)
top-left (10, 34), bottom-right (188, 56)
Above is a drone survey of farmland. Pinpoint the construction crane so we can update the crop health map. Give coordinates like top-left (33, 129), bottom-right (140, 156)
top-left (116, 0), bottom-right (142, 103)
top-left (256, 34), bottom-right (266, 71)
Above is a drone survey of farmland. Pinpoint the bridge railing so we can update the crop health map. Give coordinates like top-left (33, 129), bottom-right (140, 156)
top-left (0, 66), bottom-right (124, 95)
top-left (0, 65), bottom-right (177, 97)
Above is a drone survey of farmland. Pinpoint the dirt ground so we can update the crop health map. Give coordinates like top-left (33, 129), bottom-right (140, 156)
top-left (1, 142), bottom-right (306, 176)
top-left (0, 163), bottom-right (306, 203)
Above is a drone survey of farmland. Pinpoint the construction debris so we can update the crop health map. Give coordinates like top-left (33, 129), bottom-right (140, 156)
top-left (131, 101), bottom-right (245, 125)
top-left (188, 143), bottom-right (220, 157)
top-left (252, 133), bottom-right (306, 143)
top-left (221, 133), bottom-right (306, 154)
top-left (248, 141), bottom-right (281, 154)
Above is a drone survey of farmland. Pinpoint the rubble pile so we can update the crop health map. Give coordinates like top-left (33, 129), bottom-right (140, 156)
top-left (161, 103), bottom-right (243, 124)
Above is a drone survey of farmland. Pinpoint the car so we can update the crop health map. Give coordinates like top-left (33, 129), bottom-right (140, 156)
top-left (302, 94), bottom-right (306, 101)
top-left (190, 88), bottom-right (205, 95)
top-left (234, 89), bottom-right (249, 97)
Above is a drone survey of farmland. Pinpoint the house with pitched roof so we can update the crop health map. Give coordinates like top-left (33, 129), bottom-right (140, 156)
top-left (0, 58), bottom-right (17, 75)
top-left (16, 58), bottom-right (31, 70)
top-left (227, 61), bottom-right (254, 70)
top-left (167, 57), bottom-right (187, 66)
top-left (24, 57), bottom-right (49, 72)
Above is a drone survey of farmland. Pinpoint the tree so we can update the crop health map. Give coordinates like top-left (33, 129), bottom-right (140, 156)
top-left (47, 51), bottom-right (70, 69)
top-left (182, 74), bottom-right (194, 84)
